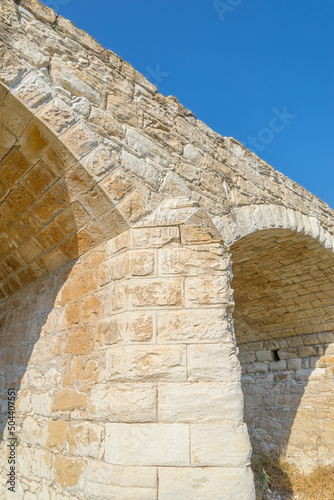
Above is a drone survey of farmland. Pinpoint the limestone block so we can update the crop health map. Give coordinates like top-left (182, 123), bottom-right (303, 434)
top-left (238, 352), bottom-right (256, 364)
top-left (111, 282), bottom-right (128, 311)
top-left (106, 346), bottom-right (187, 381)
top-left (12, 72), bottom-right (52, 109)
top-left (89, 383), bottom-right (157, 422)
top-left (88, 106), bottom-right (124, 139)
top-left (106, 230), bottom-right (130, 256)
top-left (126, 128), bottom-right (171, 166)
top-left (118, 190), bottom-right (148, 223)
top-left (38, 419), bottom-right (69, 451)
top-left (102, 169), bottom-right (134, 203)
top-left (31, 447), bottom-right (53, 480)
top-left (157, 309), bottom-right (230, 343)
top-left (130, 250), bottom-right (155, 276)
top-left (53, 389), bottom-right (87, 411)
top-left (129, 278), bottom-right (183, 307)
top-left (160, 171), bottom-right (191, 198)
top-left (158, 382), bottom-right (243, 422)
top-left (37, 98), bottom-right (76, 134)
top-left (123, 150), bottom-right (160, 190)
top-left (100, 253), bottom-right (129, 286)
top-left (246, 362), bottom-right (269, 374)
top-left (185, 275), bottom-right (231, 306)
top-left (107, 94), bottom-right (141, 127)
top-left (0, 45), bottom-right (28, 86)
top-left (0, 92), bottom-right (31, 138)
top-left (187, 345), bottom-right (240, 382)
top-left (50, 56), bottom-right (104, 106)
top-left (96, 316), bottom-right (124, 346)
top-left (256, 350), bottom-right (275, 362)
top-left (68, 422), bottom-right (104, 459)
top-left (131, 226), bottom-right (180, 248)
top-left (21, 416), bottom-right (40, 445)
top-left (66, 327), bottom-right (94, 356)
top-left (61, 121), bottom-right (99, 159)
top-left (183, 143), bottom-right (204, 165)
top-left (31, 392), bottom-right (52, 416)
top-left (287, 358), bottom-right (302, 371)
top-left (298, 345), bottom-right (317, 357)
top-left (83, 461), bottom-right (157, 500)
top-left (158, 466), bottom-right (255, 500)
top-left (19, 0), bottom-right (57, 24)
top-left (55, 455), bottom-right (85, 490)
top-left (84, 145), bottom-right (117, 180)
top-left (190, 422), bottom-right (251, 467)
top-left (126, 312), bottom-right (154, 342)
top-left (105, 423), bottom-right (189, 466)
top-left (160, 245), bottom-right (228, 275)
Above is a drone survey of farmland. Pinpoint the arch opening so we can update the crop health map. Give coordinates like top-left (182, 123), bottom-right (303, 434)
top-left (231, 228), bottom-right (334, 472)
top-left (0, 84), bottom-right (127, 447)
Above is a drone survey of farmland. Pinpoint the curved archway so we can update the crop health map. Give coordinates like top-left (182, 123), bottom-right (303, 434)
top-left (230, 225), bottom-right (334, 471)
top-left (214, 203), bottom-right (334, 251)
top-left (0, 83), bottom-right (127, 450)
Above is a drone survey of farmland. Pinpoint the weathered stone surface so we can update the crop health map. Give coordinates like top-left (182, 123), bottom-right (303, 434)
top-left (83, 462), bottom-right (157, 500)
top-left (123, 150), bottom-right (160, 190)
top-left (186, 275), bottom-right (232, 306)
top-left (68, 422), bottom-right (103, 458)
top-left (159, 382), bottom-right (243, 422)
top-left (159, 467), bottom-right (255, 500)
top-left (38, 419), bottom-right (69, 451)
top-left (1, 3), bottom-right (334, 498)
top-left (89, 383), bottom-right (157, 421)
top-left (188, 345), bottom-right (241, 382)
top-left (37, 98), bottom-right (76, 134)
top-left (160, 245), bottom-right (229, 275)
top-left (191, 422), bottom-right (251, 467)
top-left (126, 129), bottom-right (171, 167)
top-left (55, 455), bottom-right (85, 489)
top-left (130, 250), bottom-right (155, 276)
top-left (106, 346), bottom-right (187, 381)
top-left (129, 278), bottom-right (183, 307)
top-left (157, 309), bottom-right (230, 343)
top-left (131, 226), bottom-right (180, 247)
top-left (105, 423), bottom-right (189, 466)
top-left (126, 311), bottom-right (154, 341)
top-left (61, 121), bottom-right (99, 159)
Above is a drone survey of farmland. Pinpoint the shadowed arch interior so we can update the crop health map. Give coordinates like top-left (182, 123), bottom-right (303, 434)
top-left (0, 84), bottom-right (127, 447)
top-left (231, 228), bottom-right (334, 470)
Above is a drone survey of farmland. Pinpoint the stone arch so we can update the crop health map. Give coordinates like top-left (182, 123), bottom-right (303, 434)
top-left (224, 207), bottom-right (334, 471)
top-left (214, 203), bottom-right (334, 251)
top-left (0, 79), bottom-right (128, 451)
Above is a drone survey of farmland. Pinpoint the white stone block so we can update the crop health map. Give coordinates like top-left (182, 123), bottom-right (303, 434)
top-left (83, 461), bottom-right (157, 500)
top-left (31, 393), bottom-right (52, 417)
top-left (158, 382), bottom-right (243, 422)
top-left (190, 422), bottom-right (251, 467)
top-left (105, 423), bottom-right (189, 466)
top-left (158, 466), bottom-right (255, 500)
top-left (89, 383), bottom-right (157, 422)
top-left (187, 345), bottom-right (241, 382)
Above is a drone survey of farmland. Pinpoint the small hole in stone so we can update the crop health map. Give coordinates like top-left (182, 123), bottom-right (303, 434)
top-left (273, 349), bottom-right (280, 361)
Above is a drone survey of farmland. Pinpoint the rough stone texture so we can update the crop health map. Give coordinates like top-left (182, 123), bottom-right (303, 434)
top-left (233, 230), bottom-right (334, 471)
top-left (0, 0), bottom-right (333, 498)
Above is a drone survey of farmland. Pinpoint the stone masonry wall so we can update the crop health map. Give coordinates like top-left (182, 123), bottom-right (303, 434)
top-left (1, 0), bottom-right (334, 498)
top-left (0, 200), bottom-right (255, 499)
top-left (239, 332), bottom-right (334, 471)
top-left (1, 0), bottom-right (334, 237)
top-left (231, 229), bottom-right (334, 472)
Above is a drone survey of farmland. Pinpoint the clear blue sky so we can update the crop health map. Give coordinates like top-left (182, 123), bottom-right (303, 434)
top-left (42, 0), bottom-right (333, 208)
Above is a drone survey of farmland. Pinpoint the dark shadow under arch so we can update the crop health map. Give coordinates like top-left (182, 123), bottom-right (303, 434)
top-left (231, 228), bottom-right (334, 472)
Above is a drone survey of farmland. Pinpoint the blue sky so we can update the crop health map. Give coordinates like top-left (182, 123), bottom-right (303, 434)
top-left (41, 0), bottom-right (333, 208)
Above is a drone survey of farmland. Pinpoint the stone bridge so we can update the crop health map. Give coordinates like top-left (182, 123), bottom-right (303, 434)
top-left (0, 0), bottom-right (333, 498)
